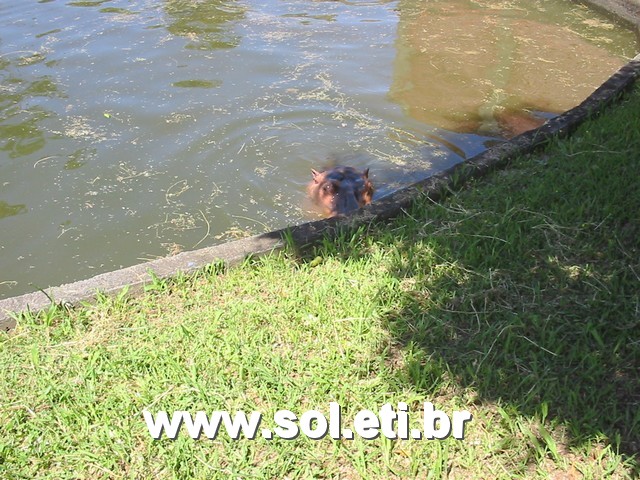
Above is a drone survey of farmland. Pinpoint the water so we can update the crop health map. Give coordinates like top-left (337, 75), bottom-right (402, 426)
top-left (0, 0), bottom-right (637, 298)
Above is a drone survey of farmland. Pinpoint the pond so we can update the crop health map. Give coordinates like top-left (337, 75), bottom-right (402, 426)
top-left (0, 0), bottom-right (637, 299)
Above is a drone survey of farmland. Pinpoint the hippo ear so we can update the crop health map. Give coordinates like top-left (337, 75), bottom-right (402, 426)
top-left (363, 168), bottom-right (369, 179)
top-left (311, 169), bottom-right (321, 182)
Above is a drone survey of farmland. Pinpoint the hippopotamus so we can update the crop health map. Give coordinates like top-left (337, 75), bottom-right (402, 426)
top-left (307, 166), bottom-right (374, 217)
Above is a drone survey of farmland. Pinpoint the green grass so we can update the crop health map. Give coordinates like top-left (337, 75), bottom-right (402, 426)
top-left (1, 86), bottom-right (639, 479)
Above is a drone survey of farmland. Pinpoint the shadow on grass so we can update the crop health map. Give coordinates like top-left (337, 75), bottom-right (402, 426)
top-left (386, 192), bottom-right (638, 448)
top-left (374, 115), bottom-right (640, 466)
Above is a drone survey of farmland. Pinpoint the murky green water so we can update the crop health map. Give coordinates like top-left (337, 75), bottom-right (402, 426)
top-left (0, 0), bottom-right (637, 298)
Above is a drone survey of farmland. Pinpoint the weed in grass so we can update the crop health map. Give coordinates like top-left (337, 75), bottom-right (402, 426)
top-left (144, 269), bottom-right (170, 293)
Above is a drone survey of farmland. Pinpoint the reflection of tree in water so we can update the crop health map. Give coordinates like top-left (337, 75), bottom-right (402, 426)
top-left (0, 200), bottom-right (27, 220)
top-left (389, 0), bottom-right (630, 138)
top-left (0, 53), bottom-right (61, 159)
top-left (164, 0), bottom-right (247, 50)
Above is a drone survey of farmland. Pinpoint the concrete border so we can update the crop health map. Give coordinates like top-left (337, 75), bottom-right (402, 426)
top-left (582, 0), bottom-right (640, 32)
top-left (1, 52), bottom-right (639, 332)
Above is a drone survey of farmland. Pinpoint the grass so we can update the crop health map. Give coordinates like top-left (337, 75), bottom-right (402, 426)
top-left (1, 85), bottom-right (639, 478)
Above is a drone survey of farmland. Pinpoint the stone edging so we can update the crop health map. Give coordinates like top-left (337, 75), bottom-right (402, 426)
top-left (2, 53), bottom-right (639, 332)
top-left (582, 0), bottom-right (640, 31)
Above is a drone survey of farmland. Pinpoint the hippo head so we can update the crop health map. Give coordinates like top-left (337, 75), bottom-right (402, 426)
top-left (307, 166), bottom-right (374, 217)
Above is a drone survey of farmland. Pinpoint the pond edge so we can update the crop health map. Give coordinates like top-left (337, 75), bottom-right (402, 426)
top-left (2, 53), bottom-right (640, 331)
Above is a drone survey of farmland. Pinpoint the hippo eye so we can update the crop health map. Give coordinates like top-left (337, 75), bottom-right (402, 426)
top-left (323, 183), bottom-right (335, 194)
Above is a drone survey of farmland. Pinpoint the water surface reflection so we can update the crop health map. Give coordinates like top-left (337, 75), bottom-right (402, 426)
top-left (0, 0), bottom-right (636, 298)
top-left (164, 0), bottom-right (246, 50)
top-left (390, 0), bottom-right (635, 137)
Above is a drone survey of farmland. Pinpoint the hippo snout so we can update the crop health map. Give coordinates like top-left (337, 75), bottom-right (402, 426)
top-left (307, 165), bottom-right (374, 217)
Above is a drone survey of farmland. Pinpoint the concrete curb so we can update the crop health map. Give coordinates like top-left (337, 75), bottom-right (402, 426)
top-left (583, 0), bottom-right (640, 31)
top-left (2, 54), bottom-right (639, 332)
